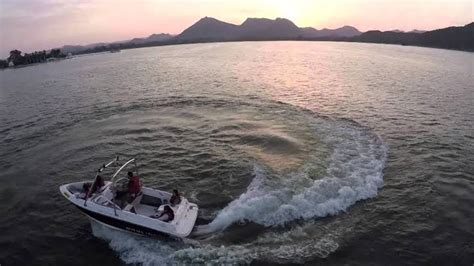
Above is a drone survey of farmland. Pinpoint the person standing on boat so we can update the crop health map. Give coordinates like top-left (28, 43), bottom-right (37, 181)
top-left (115, 171), bottom-right (141, 207)
top-left (127, 171), bottom-right (141, 198)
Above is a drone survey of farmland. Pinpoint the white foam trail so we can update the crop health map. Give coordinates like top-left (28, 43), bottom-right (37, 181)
top-left (91, 221), bottom-right (178, 265)
top-left (91, 117), bottom-right (387, 265)
top-left (203, 119), bottom-right (387, 232)
top-left (91, 220), bottom-right (258, 265)
top-left (170, 245), bottom-right (256, 265)
top-left (92, 219), bottom-right (341, 265)
top-left (260, 238), bottom-right (339, 263)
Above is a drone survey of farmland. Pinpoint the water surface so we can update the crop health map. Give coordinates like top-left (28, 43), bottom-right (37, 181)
top-left (0, 42), bottom-right (473, 265)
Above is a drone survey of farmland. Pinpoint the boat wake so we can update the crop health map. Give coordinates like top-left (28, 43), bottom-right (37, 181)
top-left (193, 114), bottom-right (387, 235)
top-left (90, 102), bottom-right (387, 264)
top-left (92, 218), bottom-right (341, 265)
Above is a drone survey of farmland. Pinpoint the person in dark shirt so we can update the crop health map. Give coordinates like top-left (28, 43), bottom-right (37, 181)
top-left (82, 182), bottom-right (91, 198)
top-left (84, 175), bottom-right (105, 198)
top-left (90, 175), bottom-right (105, 194)
top-left (170, 189), bottom-right (181, 206)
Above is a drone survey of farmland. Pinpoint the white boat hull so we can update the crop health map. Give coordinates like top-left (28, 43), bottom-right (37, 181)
top-left (60, 181), bottom-right (198, 238)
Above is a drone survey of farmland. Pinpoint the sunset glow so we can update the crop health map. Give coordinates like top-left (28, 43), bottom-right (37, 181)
top-left (0, 0), bottom-right (472, 56)
top-left (269, 0), bottom-right (304, 24)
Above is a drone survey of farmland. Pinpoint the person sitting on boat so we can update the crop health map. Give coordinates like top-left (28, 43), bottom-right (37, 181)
top-left (83, 175), bottom-right (105, 198)
top-left (170, 189), bottom-right (181, 206)
top-left (82, 183), bottom-right (91, 198)
top-left (90, 175), bottom-right (105, 194)
top-left (150, 205), bottom-right (174, 222)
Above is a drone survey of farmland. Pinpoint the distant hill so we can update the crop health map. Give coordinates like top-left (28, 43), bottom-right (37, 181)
top-left (60, 34), bottom-right (174, 54)
top-left (177, 17), bottom-right (240, 41)
top-left (409, 29), bottom-right (426, 34)
top-left (352, 30), bottom-right (421, 44)
top-left (177, 17), bottom-right (303, 41)
top-left (238, 18), bottom-right (302, 39)
top-left (61, 43), bottom-right (108, 54)
top-left (128, 33), bottom-right (173, 45)
top-left (417, 23), bottom-right (473, 50)
top-left (301, 25), bottom-right (361, 38)
top-left (351, 22), bottom-right (473, 51)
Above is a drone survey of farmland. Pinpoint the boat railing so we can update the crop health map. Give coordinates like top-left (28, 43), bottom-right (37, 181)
top-left (84, 156), bottom-right (138, 217)
top-left (84, 156), bottom-right (119, 206)
top-left (111, 158), bottom-right (136, 183)
top-left (100, 156), bottom-right (120, 173)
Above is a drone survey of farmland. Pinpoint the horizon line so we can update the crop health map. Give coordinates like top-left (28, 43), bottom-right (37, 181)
top-left (3, 16), bottom-right (473, 57)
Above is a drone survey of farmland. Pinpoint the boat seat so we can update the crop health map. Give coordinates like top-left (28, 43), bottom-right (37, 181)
top-left (123, 193), bottom-right (143, 212)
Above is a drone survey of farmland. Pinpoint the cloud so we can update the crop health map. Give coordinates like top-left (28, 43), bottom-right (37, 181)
top-left (0, 0), bottom-right (94, 55)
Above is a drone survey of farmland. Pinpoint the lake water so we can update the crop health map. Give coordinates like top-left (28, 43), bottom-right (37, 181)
top-left (0, 42), bottom-right (473, 265)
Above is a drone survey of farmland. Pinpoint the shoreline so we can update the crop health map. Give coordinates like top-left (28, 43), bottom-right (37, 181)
top-left (2, 39), bottom-right (472, 71)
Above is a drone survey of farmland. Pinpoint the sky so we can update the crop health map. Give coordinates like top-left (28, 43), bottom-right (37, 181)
top-left (0, 0), bottom-right (472, 57)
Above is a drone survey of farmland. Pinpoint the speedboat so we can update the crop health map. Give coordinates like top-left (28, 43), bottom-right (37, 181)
top-left (59, 157), bottom-right (198, 238)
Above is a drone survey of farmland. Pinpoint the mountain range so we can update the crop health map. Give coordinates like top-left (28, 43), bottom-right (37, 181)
top-left (177, 17), bottom-right (362, 41)
top-left (61, 17), bottom-right (362, 54)
top-left (60, 17), bottom-right (473, 54)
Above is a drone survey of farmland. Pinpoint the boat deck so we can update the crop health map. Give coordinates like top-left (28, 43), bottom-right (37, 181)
top-left (134, 203), bottom-right (156, 217)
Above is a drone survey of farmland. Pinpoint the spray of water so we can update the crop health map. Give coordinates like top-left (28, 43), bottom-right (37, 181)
top-left (91, 111), bottom-right (387, 264)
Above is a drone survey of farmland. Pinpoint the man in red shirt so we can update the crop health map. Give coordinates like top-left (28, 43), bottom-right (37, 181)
top-left (127, 171), bottom-right (141, 197)
top-left (115, 172), bottom-right (141, 208)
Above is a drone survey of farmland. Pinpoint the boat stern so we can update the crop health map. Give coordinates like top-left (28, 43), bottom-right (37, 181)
top-left (173, 201), bottom-right (199, 238)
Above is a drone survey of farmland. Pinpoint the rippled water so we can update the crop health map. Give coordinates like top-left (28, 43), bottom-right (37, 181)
top-left (0, 42), bottom-right (473, 265)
